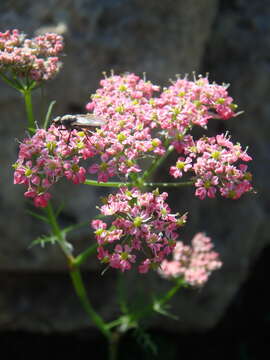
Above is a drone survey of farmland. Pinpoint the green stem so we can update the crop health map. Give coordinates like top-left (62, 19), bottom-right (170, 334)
top-left (108, 332), bottom-right (120, 360)
top-left (141, 143), bottom-right (174, 183)
top-left (44, 201), bottom-right (73, 260)
top-left (43, 202), bottom-right (112, 345)
top-left (84, 179), bottom-right (194, 189)
top-left (0, 72), bottom-right (21, 90)
top-left (84, 179), bottom-right (132, 188)
top-left (69, 265), bottom-right (111, 340)
top-left (22, 89), bottom-right (35, 133)
top-left (145, 181), bottom-right (194, 188)
top-left (45, 201), bottom-right (61, 235)
top-left (106, 318), bottom-right (125, 330)
top-left (74, 243), bottom-right (98, 266)
top-left (131, 279), bottom-right (184, 323)
top-left (157, 279), bottom-right (185, 307)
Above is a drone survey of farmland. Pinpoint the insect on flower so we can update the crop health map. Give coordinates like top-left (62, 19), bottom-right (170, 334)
top-left (52, 113), bottom-right (105, 131)
top-left (52, 113), bottom-right (105, 142)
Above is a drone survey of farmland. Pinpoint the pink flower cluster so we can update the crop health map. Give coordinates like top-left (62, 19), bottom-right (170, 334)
top-left (85, 73), bottom-right (244, 183)
top-left (87, 73), bottom-right (165, 181)
top-left (170, 133), bottom-right (253, 200)
top-left (159, 232), bottom-right (222, 286)
top-left (152, 76), bottom-right (238, 135)
top-left (91, 187), bottom-right (187, 273)
top-left (13, 125), bottom-right (92, 207)
top-left (13, 73), bottom-right (253, 206)
top-left (0, 29), bottom-right (63, 82)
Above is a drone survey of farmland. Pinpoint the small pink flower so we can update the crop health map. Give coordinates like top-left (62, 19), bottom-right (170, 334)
top-left (33, 193), bottom-right (51, 208)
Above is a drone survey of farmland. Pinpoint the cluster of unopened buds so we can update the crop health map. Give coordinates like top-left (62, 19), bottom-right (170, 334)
top-left (0, 29), bottom-right (63, 82)
top-left (159, 232), bottom-right (222, 286)
top-left (92, 187), bottom-right (187, 273)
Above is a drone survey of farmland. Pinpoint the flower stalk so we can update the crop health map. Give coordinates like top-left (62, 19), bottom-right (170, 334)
top-left (69, 263), bottom-right (111, 340)
top-left (22, 89), bottom-right (35, 133)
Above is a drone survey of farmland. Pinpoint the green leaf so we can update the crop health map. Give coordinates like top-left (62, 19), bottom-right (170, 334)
top-left (29, 234), bottom-right (58, 248)
top-left (27, 127), bottom-right (37, 134)
top-left (26, 209), bottom-right (49, 223)
top-left (63, 220), bottom-right (90, 234)
top-left (153, 300), bottom-right (179, 320)
top-left (43, 100), bottom-right (56, 129)
top-left (28, 80), bottom-right (37, 91)
top-left (55, 201), bottom-right (65, 218)
top-left (133, 326), bottom-right (158, 356)
top-left (0, 71), bottom-right (23, 91)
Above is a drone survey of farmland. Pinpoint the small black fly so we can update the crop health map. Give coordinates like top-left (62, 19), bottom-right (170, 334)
top-left (53, 113), bottom-right (105, 131)
top-left (52, 113), bottom-right (105, 142)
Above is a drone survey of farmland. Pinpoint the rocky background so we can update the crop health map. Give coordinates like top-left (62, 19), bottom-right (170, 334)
top-left (0, 0), bottom-right (269, 349)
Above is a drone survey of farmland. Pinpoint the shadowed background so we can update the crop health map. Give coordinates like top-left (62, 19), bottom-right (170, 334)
top-left (0, 0), bottom-right (269, 358)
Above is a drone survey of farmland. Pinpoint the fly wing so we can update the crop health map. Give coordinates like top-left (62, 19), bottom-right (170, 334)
top-left (74, 114), bottom-right (105, 127)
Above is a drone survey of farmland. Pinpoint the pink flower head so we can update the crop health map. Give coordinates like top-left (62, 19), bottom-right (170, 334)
top-left (92, 187), bottom-right (187, 273)
top-left (12, 72), bottom-right (253, 212)
top-left (0, 29), bottom-right (63, 83)
top-left (159, 232), bottom-right (222, 287)
top-left (13, 125), bottom-right (96, 206)
top-left (181, 133), bottom-right (253, 200)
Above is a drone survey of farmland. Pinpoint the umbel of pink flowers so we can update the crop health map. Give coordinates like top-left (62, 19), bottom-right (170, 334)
top-left (92, 187), bottom-right (187, 274)
top-left (13, 73), bottom-right (252, 207)
top-left (91, 188), bottom-right (222, 281)
top-left (159, 232), bottom-right (222, 286)
top-left (0, 29), bottom-right (63, 81)
top-left (12, 72), bottom-right (253, 280)
top-left (1, 29), bottom-right (252, 282)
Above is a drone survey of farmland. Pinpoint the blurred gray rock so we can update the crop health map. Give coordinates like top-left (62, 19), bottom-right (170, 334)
top-left (1, 0), bottom-right (267, 333)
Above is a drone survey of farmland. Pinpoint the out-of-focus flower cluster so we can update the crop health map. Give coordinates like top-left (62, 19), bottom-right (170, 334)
top-left (159, 232), bottom-right (222, 286)
top-left (91, 187), bottom-right (187, 273)
top-left (13, 73), bottom-right (253, 207)
top-left (0, 29), bottom-right (63, 82)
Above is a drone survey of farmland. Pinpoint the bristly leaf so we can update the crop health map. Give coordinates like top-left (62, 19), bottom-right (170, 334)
top-left (29, 234), bottom-right (58, 248)
top-left (133, 326), bottom-right (158, 356)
